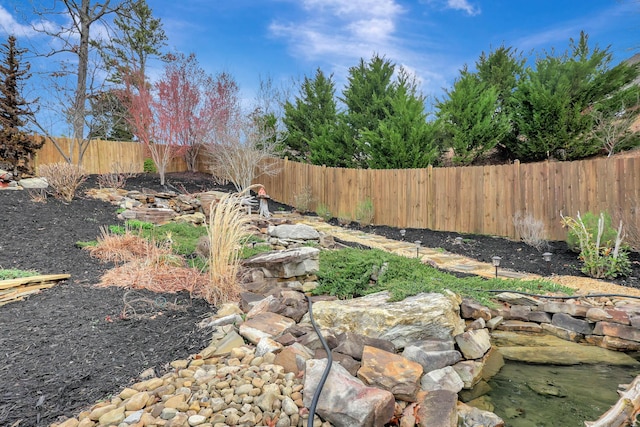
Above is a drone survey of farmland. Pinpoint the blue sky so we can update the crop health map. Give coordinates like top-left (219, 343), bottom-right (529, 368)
top-left (0, 0), bottom-right (638, 112)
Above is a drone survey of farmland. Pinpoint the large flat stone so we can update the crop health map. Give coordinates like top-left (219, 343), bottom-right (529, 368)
top-left (491, 330), bottom-right (640, 365)
top-left (310, 291), bottom-right (464, 349)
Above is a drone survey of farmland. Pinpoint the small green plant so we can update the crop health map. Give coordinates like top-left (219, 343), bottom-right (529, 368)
top-left (293, 186), bottom-right (314, 213)
top-left (143, 158), bottom-right (157, 173)
top-left (566, 211), bottom-right (618, 253)
top-left (0, 268), bottom-right (39, 280)
top-left (355, 198), bottom-right (374, 225)
top-left (562, 212), bottom-right (631, 279)
top-left (76, 240), bottom-right (98, 248)
top-left (316, 203), bottom-right (332, 221)
top-left (115, 207), bottom-right (126, 214)
top-left (125, 219), bottom-right (155, 230)
top-left (337, 212), bottom-right (352, 226)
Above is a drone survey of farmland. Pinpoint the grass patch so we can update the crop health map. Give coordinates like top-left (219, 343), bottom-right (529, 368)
top-left (314, 248), bottom-right (572, 306)
top-left (0, 268), bottom-right (39, 280)
top-left (110, 220), bottom-right (208, 255)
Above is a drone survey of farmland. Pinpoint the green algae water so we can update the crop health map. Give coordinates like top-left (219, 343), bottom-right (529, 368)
top-left (485, 362), bottom-right (638, 426)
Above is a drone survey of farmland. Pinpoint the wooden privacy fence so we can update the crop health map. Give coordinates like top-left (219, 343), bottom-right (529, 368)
top-left (256, 155), bottom-right (640, 241)
top-left (32, 137), bottom-right (640, 241)
top-left (34, 137), bottom-right (189, 174)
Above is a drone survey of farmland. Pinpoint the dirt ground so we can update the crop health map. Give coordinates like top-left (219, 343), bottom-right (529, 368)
top-left (1, 171), bottom-right (639, 426)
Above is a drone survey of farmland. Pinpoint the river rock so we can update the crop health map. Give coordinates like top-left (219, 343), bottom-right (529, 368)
top-left (309, 291), bottom-right (464, 349)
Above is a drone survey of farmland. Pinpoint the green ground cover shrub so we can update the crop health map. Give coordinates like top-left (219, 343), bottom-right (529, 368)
top-left (0, 268), bottom-right (39, 280)
top-left (314, 247), bottom-right (572, 306)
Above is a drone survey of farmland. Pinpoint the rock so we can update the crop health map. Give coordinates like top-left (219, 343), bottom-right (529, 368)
top-left (551, 312), bottom-right (594, 335)
top-left (491, 330), bottom-right (640, 365)
top-left (89, 404), bottom-right (117, 421)
top-left (357, 346), bottom-right (423, 402)
top-left (594, 321), bottom-right (640, 342)
top-left (452, 360), bottom-right (484, 389)
top-left (455, 328), bottom-right (491, 360)
top-left (274, 343), bottom-right (314, 375)
top-left (269, 223), bottom-right (320, 240)
top-left (239, 312), bottom-right (296, 344)
top-left (402, 345), bottom-right (462, 373)
top-left (460, 299), bottom-right (492, 321)
top-left (420, 366), bottom-right (464, 393)
top-left (98, 406), bottom-right (125, 425)
top-left (243, 247), bottom-right (320, 278)
top-left (493, 292), bottom-right (541, 306)
top-left (334, 332), bottom-right (396, 360)
top-left (55, 419), bottom-right (79, 427)
top-left (457, 402), bottom-right (505, 427)
top-left (19, 177), bottom-right (48, 189)
top-left (202, 330), bottom-right (245, 357)
top-left (173, 212), bottom-right (206, 224)
top-left (123, 410), bottom-right (144, 424)
top-left (496, 320), bottom-right (543, 333)
top-left (125, 391), bottom-right (150, 411)
top-left (304, 358), bottom-right (395, 427)
top-left (542, 301), bottom-right (589, 317)
top-left (309, 291), bottom-right (464, 349)
top-left (416, 389), bottom-right (458, 427)
top-left (255, 336), bottom-right (283, 356)
top-left (188, 414), bottom-right (207, 426)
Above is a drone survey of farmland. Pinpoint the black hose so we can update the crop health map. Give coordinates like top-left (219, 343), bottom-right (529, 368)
top-left (306, 294), bottom-right (333, 427)
top-left (482, 289), bottom-right (640, 300)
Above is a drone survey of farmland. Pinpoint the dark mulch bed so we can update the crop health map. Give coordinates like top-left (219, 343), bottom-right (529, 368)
top-left (1, 171), bottom-right (639, 426)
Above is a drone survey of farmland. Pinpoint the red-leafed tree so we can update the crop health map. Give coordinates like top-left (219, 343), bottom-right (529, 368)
top-left (159, 53), bottom-right (241, 172)
top-left (118, 68), bottom-right (187, 186)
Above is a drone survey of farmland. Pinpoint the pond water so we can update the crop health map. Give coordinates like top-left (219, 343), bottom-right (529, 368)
top-left (484, 361), bottom-right (638, 426)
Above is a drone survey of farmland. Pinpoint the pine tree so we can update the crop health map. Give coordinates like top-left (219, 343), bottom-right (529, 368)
top-left (282, 68), bottom-right (340, 163)
top-left (0, 35), bottom-right (42, 178)
top-left (341, 54), bottom-right (397, 167)
top-left (436, 69), bottom-right (510, 165)
top-left (362, 71), bottom-right (440, 169)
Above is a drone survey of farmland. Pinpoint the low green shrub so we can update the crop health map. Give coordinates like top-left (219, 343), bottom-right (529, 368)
top-left (0, 268), bottom-right (39, 280)
top-left (316, 203), bottom-right (332, 221)
top-left (314, 247), bottom-right (571, 306)
top-left (143, 158), bottom-right (157, 173)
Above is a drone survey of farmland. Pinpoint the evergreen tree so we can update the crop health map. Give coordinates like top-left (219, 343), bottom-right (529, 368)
top-left (361, 71), bottom-right (440, 168)
top-left (436, 69), bottom-right (510, 165)
top-left (509, 32), bottom-right (637, 161)
top-left (0, 36), bottom-right (42, 178)
top-left (282, 68), bottom-right (339, 162)
top-left (341, 54), bottom-right (397, 167)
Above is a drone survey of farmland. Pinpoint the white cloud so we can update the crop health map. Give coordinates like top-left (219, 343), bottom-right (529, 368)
top-left (446, 0), bottom-right (480, 16)
top-left (0, 5), bottom-right (38, 37)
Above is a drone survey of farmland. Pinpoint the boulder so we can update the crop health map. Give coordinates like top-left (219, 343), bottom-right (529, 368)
top-left (303, 358), bottom-right (395, 427)
top-left (309, 291), bottom-right (464, 349)
top-left (19, 177), bottom-right (48, 189)
top-left (455, 328), bottom-right (491, 360)
top-left (269, 223), bottom-right (320, 240)
top-left (357, 346), bottom-right (423, 402)
top-left (420, 366), bottom-right (464, 393)
top-left (243, 247), bottom-right (320, 278)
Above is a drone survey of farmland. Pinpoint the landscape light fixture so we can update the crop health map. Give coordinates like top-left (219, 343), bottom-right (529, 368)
top-left (492, 256), bottom-right (502, 278)
top-left (400, 229), bottom-right (406, 240)
top-left (415, 240), bottom-right (422, 258)
top-left (542, 252), bottom-right (553, 276)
